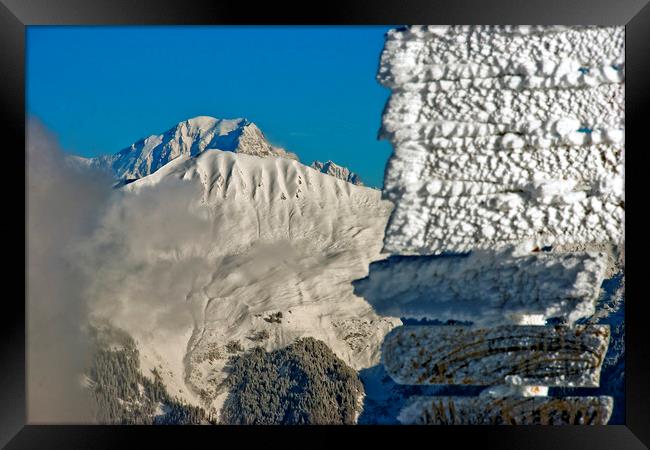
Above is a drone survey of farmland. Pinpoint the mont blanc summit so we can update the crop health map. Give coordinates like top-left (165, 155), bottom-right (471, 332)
top-left (70, 116), bottom-right (300, 181)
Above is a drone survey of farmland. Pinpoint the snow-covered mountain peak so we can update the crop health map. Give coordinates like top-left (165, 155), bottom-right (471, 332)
top-left (68, 116), bottom-right (368, 188)
top-left (311, 160), bottom-right (364, 186)
top-left (174, 116), bottom-right (248, 136)
top-left (185, 115), bottom-right (243, 129)
top-left (74, 116), bottom-right (301, 181)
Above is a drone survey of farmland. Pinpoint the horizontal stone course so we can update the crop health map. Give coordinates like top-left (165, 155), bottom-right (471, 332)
top-left (382, 325), bottom-right (610, 387)
top-left (398, 395), bottom-right (613, 425)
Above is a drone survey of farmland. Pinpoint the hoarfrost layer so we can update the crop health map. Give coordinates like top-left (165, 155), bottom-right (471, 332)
top-left (379, 26), bottom-right (624, 88)
top-left (353, 245), bottom-right (607, 325)
top-left (378, 25), bottom-right (624, 255)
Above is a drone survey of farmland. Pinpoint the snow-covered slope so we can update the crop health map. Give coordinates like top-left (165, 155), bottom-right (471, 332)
top-left (77, 116), bottom-right (299, 181)
top-left (85, 149), bottom-right (400, 419)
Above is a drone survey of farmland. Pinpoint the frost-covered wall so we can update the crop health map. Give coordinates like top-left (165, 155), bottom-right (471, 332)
top-left (366, 25), bottom-right (625, 425)
top-left (379, 25), bottom-right (624, 255)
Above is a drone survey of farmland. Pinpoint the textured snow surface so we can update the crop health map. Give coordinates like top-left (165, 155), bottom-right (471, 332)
top-left (353, 245), bottom-right (607, 325)
top-left (379, 25), bottom-right (624, 255)
top-left (382, 325), bottom-right (610, 387)
top-left (398, 395), bottom-right (613, 425)
top-left (379, 26), bottom-right (624, 89)
top-left (87, 149), bottom-right (400, 416)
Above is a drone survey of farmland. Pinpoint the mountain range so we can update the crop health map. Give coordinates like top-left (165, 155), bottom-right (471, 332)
top-left (69, 116), bottom-right (363, 186)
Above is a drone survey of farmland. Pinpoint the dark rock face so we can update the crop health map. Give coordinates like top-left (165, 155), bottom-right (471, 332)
top-left (220, 337), bottom-right (364, 424)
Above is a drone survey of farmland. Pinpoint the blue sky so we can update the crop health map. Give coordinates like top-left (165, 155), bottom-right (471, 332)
top-left (27, 26), bottom-right (396, 188)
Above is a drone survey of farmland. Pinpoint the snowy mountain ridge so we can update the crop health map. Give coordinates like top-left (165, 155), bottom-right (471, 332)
top-left (71, 116), bottom-right (363, 186)
top-left (84, 147), bottom-right (399, 420)
top-left (311, 160), bottom-right (364, 186)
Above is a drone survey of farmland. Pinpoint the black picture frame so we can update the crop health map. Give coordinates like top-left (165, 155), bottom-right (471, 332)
top-left (4, 0), bottom-right (649, 447)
